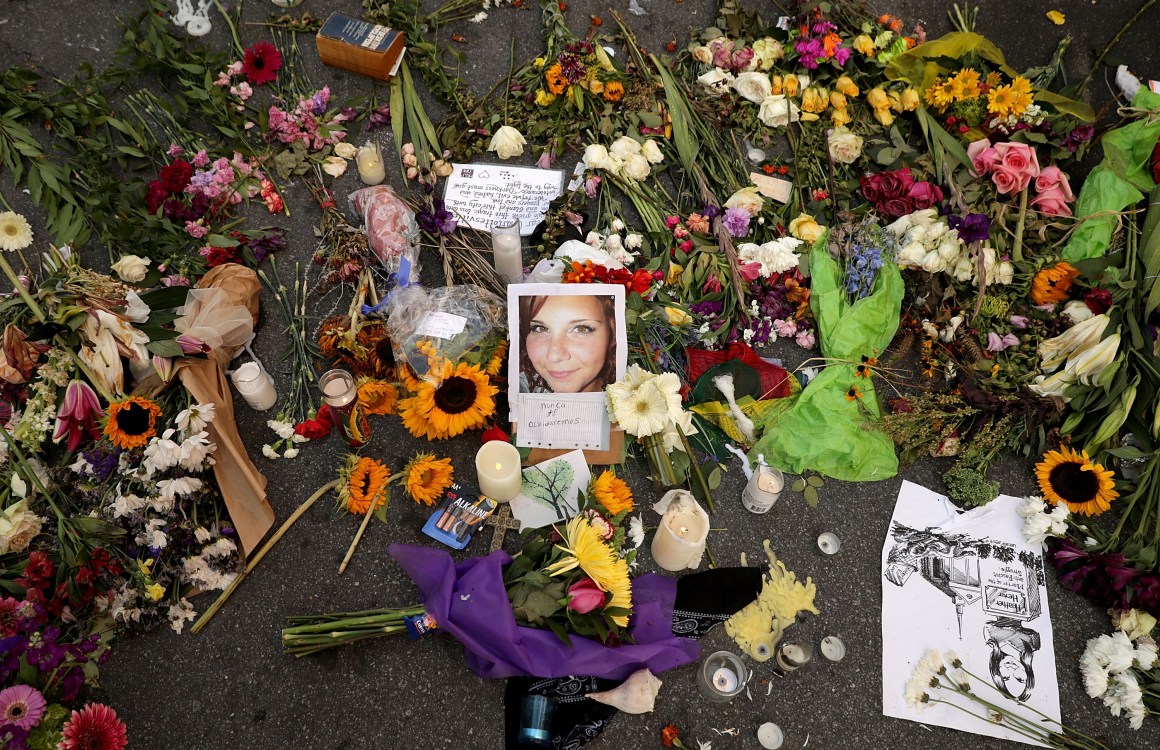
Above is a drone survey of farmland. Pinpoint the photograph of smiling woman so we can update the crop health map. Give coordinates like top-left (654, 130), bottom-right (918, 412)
top-left (518, 294), bottom-right (617, 393)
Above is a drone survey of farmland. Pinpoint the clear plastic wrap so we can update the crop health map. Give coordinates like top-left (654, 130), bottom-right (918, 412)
top-left (386, 284), bottom-right (506, 381)
top-left (348, 185), bottom-right (420, 280)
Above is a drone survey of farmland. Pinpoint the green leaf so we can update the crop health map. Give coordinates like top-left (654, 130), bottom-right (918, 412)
top-left (806, 475), bottom-right (825, 488)
top-left (803, 486), bottom-right (820, 507)
top-left (791, 478), bottom-right (807, 493)
top-left (205, 233), bottom-right (240, 248)
top-left (146, 339), bottom-right (184, 358)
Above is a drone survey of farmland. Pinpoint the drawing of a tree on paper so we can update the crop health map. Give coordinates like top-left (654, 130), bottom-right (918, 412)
top-left (521, 459), bottom-right (575, 520)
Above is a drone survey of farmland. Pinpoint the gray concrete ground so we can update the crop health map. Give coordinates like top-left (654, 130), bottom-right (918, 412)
top-left (4, 0), bottom-right (1160, 748)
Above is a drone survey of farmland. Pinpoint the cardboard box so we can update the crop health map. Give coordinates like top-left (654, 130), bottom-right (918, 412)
top-left (315, 12), bottom-right (405, 81)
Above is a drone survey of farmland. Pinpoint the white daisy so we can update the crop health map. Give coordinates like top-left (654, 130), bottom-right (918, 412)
top-left (177, 402), bottom-right (216, 436)
top-left (614, 380), bottom-right (668, 437)
top-left (0, 212), bottom-right (33, 252)
top-left (627, 515), bottom-right (645, 548)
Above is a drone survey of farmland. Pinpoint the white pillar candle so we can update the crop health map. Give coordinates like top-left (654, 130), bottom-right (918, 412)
top-left (490, 219), bottom-right (523, 283)
top-left (650, 490), bottom-right (709, 571)
top-left (356, 143), bottom-right (386, 185)
top-left (475, 440), bottom-right (522, 502)
top-left (230, 361), bottom-right (277, 411)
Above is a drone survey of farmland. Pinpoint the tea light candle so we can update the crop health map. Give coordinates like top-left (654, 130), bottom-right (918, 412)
top-left (356, 143), bottom-right (386, 185)
top-left (712, 667), bottom-right (739, 693)
top-left (698, 650), bottom-right (747, 702)
top-left (650, 491), bottom-right (709, 571)
top-left (757, 723), bottom-right (784, 750)
top-left (230, 361), bottom-right (277, 411)
top-left (821, 635), bottom-right (846, 662)
top-left (817, 532), bottom-right (841, 555)
top-left (491, 219), bottom-right (523, 283)
top-left (475, 441), bottom-right (522, 502)
top-left (775, 640), bottom-right (813, 673)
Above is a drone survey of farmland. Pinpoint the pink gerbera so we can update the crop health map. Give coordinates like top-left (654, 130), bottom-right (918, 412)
top-left (57, 703), bottom-right (128, 750)
top-left (0, 684), bottom-right (47, 730)
top-left (242, 41), bottom-right (282, 86)
top-left (0, 596), bottom-right (21, 637)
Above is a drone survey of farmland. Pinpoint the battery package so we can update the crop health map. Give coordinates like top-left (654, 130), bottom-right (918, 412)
top-left (315, 12), bottom-right (406, 81)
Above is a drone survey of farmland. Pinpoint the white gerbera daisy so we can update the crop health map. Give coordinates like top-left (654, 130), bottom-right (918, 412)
top-left (0, 212), bottom-right (33, 252)
top-left (614, 380), bottom-right (668, 437)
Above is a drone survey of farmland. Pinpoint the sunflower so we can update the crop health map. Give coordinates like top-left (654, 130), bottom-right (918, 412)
top-left (337, 455), bottom-right (391, 515)
top-left (845, 386), bottom-right (863, 401)
top-left (318, 317), bottom-right (396, 378)
top-left (484, 340), bottom-right (508, 377)
top-left (987, 84), bottom-right (1019, 117)
top-left (547, 516), bottom-right (632, 627)
top-left (1035, 446), bottom-right (1118, 516)
top-left (397, 360), bottom-right (497, 440)
top-left (403, 453), bottom-right (454, 506)
top-left (590, 470), bottom-right (634, 515)
top-left (1031, 262), bottom-right (1080, 305)
top-left (0, 212), bottom-right (33, 252)
top-left (104, 396), bottom-right (162, 450)
top-left (603, 80), bottom-right (625, 102)
top-left (545, 63), bottom-right (567, 95)
top-left (357, 378), bottom-right (398, 415)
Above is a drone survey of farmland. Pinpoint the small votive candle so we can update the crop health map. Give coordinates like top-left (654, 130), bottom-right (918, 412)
top-left (231, 361), bottom-right (278, 411)
top-left (817, 532), bottom-right (841, 555)
top-left (319, 369), bottom-right (363, 446)
top-left (821, 635), bottom-right (846, 662)
top-left (356, 142), bottom-right (386, 185)
top-left (775, 640), bottom-right (813, 673)
top-left (757, 723), bottom-right (784, 750)
top-left (698, 651), bottom-right (747, 703)
top-left (490, 218), bottom-right (523, 283)
top-left (475, 441), bottom-right (522, 502)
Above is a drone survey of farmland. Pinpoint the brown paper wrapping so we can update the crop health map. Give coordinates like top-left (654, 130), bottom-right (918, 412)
top-left (177, 264), bottom-right (274, 558)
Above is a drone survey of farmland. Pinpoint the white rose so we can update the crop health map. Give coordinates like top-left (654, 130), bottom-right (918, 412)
top-left (609, 136), bottom-right (642, 161)
top-left (926, 222), bottom-right (949, 241)
top-left (951, 256), bottom-right (975, 282)
top-left (981, 246), bottom-right (997, 273)
top-left (725, 187), bottom-right (764, 217)
top-left (640, 139), bottom-right (664, 164)
top-left (488, 125), bottom-right (527, 160)
top-left (995, 261), bottom-right (1015, 285)
top-left (910, 208), bottom-right (940, 228)
top-left (751, 38), bottom-right (784, 70)
top-left (321, 155), bottom-right (348, 178)
top-left (936, 236), bottom-right (961, 262)
top-left (920, 251), bottom-right (947, 274)
top-left (885, 214), bottom-right (912, 237)
top-left (758, 94), bottom-right (800, 128)
top-left (732, 72), bottom-right (772, 104)
top-left (604, 154), bottom-right (625, 176)
top-left (697, 68), bottom-right (735, 96)
top-left (904, 225), bottom-right (928, 245)
top-left (584, 144), bottom-right (610, 170)
top-left (123, 291), bottom-right (151, 323)
top-left (1063, 299), bottom-right (1094, 323)
top-left (896, 242), bottom-right (926, 267)
top-left (827, 128), bottom-right (863, 164)
top-left (622, 153), bottom-right (652, 181)
top-left (691, 46), bottom-right (713, 65)
top-left (625, 233), bottom-right (643, 250)
top-left (333, 142), bottom-right (358, 159)
top-left (111, 255), bottom-right (151, 283)
top-left (796, 74), bottom-right (811, 90)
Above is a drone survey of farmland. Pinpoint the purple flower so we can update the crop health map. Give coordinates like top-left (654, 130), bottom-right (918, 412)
top-left (417, 199), bottom-right (458, 235)
top-left (985, 332), bottom-right (1019, 352)
top-left (948, 213), bottom-right (991, 243)
top-left (701, 204), bottom-right (722, 220)
top-left (367, 103), bottom-right (391, 132)
top-left (722, 207), bottom-right (751, 237)
top-left (248, 229), bottom-right (287, 263)
top-left (833, 47), bottom-right (851, 66)
top-left (1009, 315), bottom-right (1029, 329)
top-left (1062, 124), bottom-right (1095, 153)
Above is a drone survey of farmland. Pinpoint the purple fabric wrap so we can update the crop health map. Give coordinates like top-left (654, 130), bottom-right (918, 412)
top-left (388, 544), bottom-right (701, 681)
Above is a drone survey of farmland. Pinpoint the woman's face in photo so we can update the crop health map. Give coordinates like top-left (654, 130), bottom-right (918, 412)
top-left (998, 652), bottom-right (1028, 695)
top-left (525, 296), bottom-right (610, 393)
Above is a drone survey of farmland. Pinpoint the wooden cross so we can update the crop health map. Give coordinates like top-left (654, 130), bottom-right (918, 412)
top-left (484, 504), bottom-right (522, 552)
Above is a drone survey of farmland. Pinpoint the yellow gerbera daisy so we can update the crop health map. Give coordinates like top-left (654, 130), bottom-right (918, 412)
top-left (950, 68), bottom-right (981, 100)
top-left (1035, 446), bottom-right (1118, 516)
top-left (403, 452), bottom-right (454, 506)
top-left (1008, 76), bottom-right (1034, 115)
top-left (987, 84), bottom-right (1019, 117)
top-left (590, 470), bottom-right (634, 516)
top-left (923, 78), bottom-right (956, 110)
top-left (397, 360), bottom-right (497, 440)
top-left (104, 396), bottom-right (163, 450)
top-left (0, 212), bottom-right (33, 252)
top-left (547, 516), bottom-right (632, 627)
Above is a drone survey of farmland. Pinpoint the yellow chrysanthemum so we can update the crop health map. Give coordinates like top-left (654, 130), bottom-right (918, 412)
top-left (923, 78), bottom-right (955, 110)
top-left (1008, 76), bottom-right (1034, 115)
top-left (0, 212), bottom-right (33, 252)
top-left (403, 453), bottom-right (454, 506)
top-left (1035, 446), bottom-right (1118, 517)
top-left (397, 360), bottom-right (497, 440)
top-left (984, 71), bottom-right (1003, 88)
top-left (590, 470), bottom-right (634, 516)
top-left (547, 516), bottom-right (632, 627)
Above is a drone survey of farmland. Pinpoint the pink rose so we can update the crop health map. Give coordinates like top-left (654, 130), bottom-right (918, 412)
top-left (991, 165), bottom-right (1022, 196)
top-left (1031, 187), bottom-right (1073, 217)
top-left (566, 577), bottom-right (607, 615)
top-left (906, 181), bottom-right (944, 210)
top-left (1035, 166), bottom-right (1074, 201)
top-left (967, 139), bottom-right (999, 177)
top-left (992, 142), bottom-right (1040, 193)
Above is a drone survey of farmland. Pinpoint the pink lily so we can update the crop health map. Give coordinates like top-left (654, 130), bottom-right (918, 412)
top-left (176, 334), bottom-right (211, 355)
top-left (52, 380), bottom-right (104, 451)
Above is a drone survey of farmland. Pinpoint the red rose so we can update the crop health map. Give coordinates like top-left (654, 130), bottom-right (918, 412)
top-left (880, 198), bottom-right (915, 219)
top-left (566, 577), bottom-right (608, 614)
top-left (906, 180), bottom-right (944, 210)
top-left (858, 173), bottom-right (884, 203)
top-left (159, 159), bottom-right (193, 193)
top-left (145, 180), bottom-right (170, 214)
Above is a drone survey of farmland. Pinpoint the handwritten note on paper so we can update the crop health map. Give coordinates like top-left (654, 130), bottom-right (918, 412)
top-left (443, 163), bottom-right (564, 235)
top-left (415, 311), bottom-right (467, 339)
top-left (516, 394), bottom-right (609, 451)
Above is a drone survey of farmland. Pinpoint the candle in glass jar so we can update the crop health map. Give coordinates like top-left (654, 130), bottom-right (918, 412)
top-left (712, 667), bottom-right (738, 693)
top-left (475, 441), bottom-right (522, 502)
top-left (356, 143), bottom-right (386, 185)
top-left (490, 219), bottom-right (523, 283)
top-left (650, 491), bottom-right (709, 571)
top-left (775, 640), bottom-right (813, 672)
top-left (230, 361), bottom-right (278, 411)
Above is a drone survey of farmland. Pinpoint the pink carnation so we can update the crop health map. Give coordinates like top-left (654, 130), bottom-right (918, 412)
top-left (184, 221), bottom-right (208, 239)
top-left (795, 329), bottom-right (816, 349)
top-left (774, 318), bottom-right (798, 338)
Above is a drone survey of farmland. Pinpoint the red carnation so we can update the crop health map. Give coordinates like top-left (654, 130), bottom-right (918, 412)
top-left (294, 406), bottom-right (335, 440)
top-left (145, 180), bottom-right (169, 214)
top-left (58, 703), bottom-right (128, 750)
top-left (242, 41), bottom-right (283, 86)
top-left (1084, 287), bottom-right (1113, 315)
top-left (159, 159), bottom-right (193, 193)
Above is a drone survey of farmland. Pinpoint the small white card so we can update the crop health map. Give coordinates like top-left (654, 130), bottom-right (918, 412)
top-left (443, 163), bottom-right (564, 235)
top-left (516, 395), bottom-right (610, 451)
top-left (749, 172), bottom-right (794, 203)
top-left (415, 311), bottom-right (467, 339)
top-left (509, 449), bottom-right (591, 531)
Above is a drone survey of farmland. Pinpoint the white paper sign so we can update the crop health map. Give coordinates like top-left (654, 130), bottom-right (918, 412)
top-left (443, 163), bottom-right (563, 235)
top-left (509, 449), bottom-right (591, 531)
top-left (415, 311), bottom-right (467, 339)
top-left (516, 395), bottom-right (610, 451)
top-left (881, 481), bottom-right (1060, 746)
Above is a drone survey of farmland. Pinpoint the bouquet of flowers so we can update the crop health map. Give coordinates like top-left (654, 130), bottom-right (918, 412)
top-left (605, 365), bottom-right (699, 491)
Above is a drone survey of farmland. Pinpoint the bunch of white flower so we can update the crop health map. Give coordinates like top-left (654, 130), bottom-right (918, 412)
top-left (1080, 630), bottom-right (1157, 729)
top-left (605, 365), bottom-right (697, 450)
top-left (1015, 495), bottom-right (1070, 545)
top-left (886, 209), bottom-right (1013, 286)
top-left (583, 136), bottom-right (664, 181)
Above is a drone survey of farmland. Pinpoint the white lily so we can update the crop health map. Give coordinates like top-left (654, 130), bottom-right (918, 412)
top-left (1065, 333), bottom-right (1120, 386)
top-left (1039, 314), bottom-right (1109, 371)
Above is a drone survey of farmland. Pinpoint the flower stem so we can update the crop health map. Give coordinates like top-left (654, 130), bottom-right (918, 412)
top-left (0, 252), bottom-right (45, 323)
top-left (213, 0), bottom-right (246, 58)
top-left (1012, 186), bottom-right (1029, 263)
